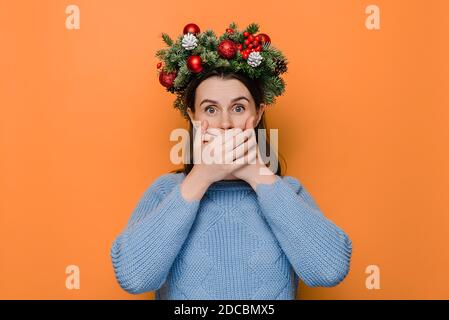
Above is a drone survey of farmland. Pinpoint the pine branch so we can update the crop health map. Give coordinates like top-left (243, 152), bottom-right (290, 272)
top-left (203, 29), bottom-right (216, 38)
top-left (245, 23), bottom-right (259, 34)
top-left (227, 31), bottom-right (244, 43)
top-left (264, 76), bottom-right (285, 98)
top-left (155, 49), bottom-right (168, 60)
top-left (173, 62), bottom-right (191, 89)
top-left (260, 52), bottom-right (276, 73)
top-left (161, 33), bottom-right (173, 46)
top-left (200, 51), bottom-right (219, 66)
top-left (216, 58), bottom-right (231, 68)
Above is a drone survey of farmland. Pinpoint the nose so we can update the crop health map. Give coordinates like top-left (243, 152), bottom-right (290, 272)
top-left (219, 114), bottom-right (233, 130)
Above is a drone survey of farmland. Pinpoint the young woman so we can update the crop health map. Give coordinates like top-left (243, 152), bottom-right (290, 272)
top-left (110, 23), bottom-right (352, 300)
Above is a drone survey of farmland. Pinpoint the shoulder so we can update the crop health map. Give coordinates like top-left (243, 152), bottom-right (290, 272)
top-left (280, 175), bottom-right (321, 211)
top-left (280, 175), bottom-right (303, 194)
top-left (140, 172), bottom-right (185, 200)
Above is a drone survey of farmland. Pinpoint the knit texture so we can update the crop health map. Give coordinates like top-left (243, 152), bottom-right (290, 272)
top-left (110, 173), bottom-right (352, 299)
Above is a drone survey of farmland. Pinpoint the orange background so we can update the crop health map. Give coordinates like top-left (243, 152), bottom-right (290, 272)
top-left (1, 0), bottom-right (448, 299)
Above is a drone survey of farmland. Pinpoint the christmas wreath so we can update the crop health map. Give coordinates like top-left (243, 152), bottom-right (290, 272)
top-left (155, 22), bottom-right (288, 119)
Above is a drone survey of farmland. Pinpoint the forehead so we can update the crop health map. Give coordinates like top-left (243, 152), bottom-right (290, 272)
top-left (195, 76), bottom-right (253, 104)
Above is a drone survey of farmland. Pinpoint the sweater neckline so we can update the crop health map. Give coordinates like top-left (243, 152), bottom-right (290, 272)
top-left (207, 179), bottom-right (253, 191)
top-left (178, 172), bottom-right (253, 191)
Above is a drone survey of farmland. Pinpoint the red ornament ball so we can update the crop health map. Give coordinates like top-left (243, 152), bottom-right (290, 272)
top-left (187, 55), bottom-right (203, 73)
top-left (226, 28), bottom-right (234, 34)
top-left (156, 62), bottom-right (162, 69)
top-left (159, 70), bottom-right (177, 88)
top-left (257, 33), bottom-right (271, 45)
top-left (218, 39), bottom-right (237, 59)
top-left (183, 23), bottom-right (201, 35)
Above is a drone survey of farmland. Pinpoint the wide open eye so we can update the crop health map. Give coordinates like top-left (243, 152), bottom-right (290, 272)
top-left (233, 105), bottom-right (245, 113)
top-left (205, 106), bottom-right (217, 114)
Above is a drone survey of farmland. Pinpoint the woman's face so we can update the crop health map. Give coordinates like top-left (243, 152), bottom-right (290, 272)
top-left (187, 76), bottom-right (266, 130)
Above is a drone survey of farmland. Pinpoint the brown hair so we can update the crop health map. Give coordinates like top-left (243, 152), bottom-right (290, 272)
top-left (170, 68), bottom-right (286, 176)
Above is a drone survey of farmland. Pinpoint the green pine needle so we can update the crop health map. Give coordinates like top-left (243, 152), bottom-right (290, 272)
top-left (246, 23), bottom-right (259, 34)
top-left (229, 22), bottom-right (237, 30)
top-left (161, 33), bottom-right (173, 46)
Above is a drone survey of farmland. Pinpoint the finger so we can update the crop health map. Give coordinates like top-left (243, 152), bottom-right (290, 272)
top-left (192, 121), bottom-right (203, 151)
top-left (232, 143), bottom-right (258, 165)
top-left (246, 145), bottom-right (258, 164)
top-left (194, 120), bottom-right (208, 145)
top-left (203, 133), bottom-right (214, 140)
top-left (231, 135), bottom-right (256, 160)
top-left (211, 128), bottom-right (243, 152)
top-left (224, 130), bottom-right (252, 153)
top-left (243, 127), bottom-right (256, 139)
top-left (225, 136), bottom-right (257, 164)
top-left (244, 116), bottom-right (256, 130)
top-left (202, 133), bottom-right (215, 143)
top-left (256, 146), bottom-right (265, 165)
top-left (204, 128), bottom-right (246, 160)
top-left (204, 128), bottom-right (236, 148)
top-left (207, 128), bottom-right (242, 140)
top-left (223, 128), bottom-right (243, 139)
top-left (201, 119), bottom-right (209, 134)
top-left (233, 147), bottom-right (257, 165)
top-left (231, 144), bottom-right (256, 165)
top-left (201, 126), bottom-right (221, 145)
top-left (206, 127), bottom-right (225, 136)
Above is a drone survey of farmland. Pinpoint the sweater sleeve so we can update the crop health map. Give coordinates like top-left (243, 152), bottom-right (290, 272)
top-left (255, 175), bottom-right (352, 287)
top-left (110, 173), bottom-right (200, 294)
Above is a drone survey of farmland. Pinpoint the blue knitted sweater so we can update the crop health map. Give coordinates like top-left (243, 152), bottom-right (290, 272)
top-left (110, 173), bottom-right (352, 299)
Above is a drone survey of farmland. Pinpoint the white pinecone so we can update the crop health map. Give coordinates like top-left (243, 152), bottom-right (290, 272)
top-left (181, 33), bottom-right (198, 50)
top-left (247, 51), bottom-right (263, 67)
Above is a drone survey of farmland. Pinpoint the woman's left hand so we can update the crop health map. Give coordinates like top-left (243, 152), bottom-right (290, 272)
top-left (224, 116), bottom-right (277, 189)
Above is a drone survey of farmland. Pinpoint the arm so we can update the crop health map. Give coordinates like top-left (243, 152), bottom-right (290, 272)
top-left (110, 173), bottom-right (201, 294)
top-left (255, 175), bottom-right (353, 287)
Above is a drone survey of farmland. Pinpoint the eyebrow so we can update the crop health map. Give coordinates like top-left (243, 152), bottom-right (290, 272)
top-left (200, 96), bottom-right (250, 107)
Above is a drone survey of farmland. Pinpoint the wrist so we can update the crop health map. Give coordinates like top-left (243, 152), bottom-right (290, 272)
top-left (247, 164), bottom-right (277, 190)
top-left (180, 167), bottom-right (213, 201)
top-left (190, 165), bottom-right (214, 188)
